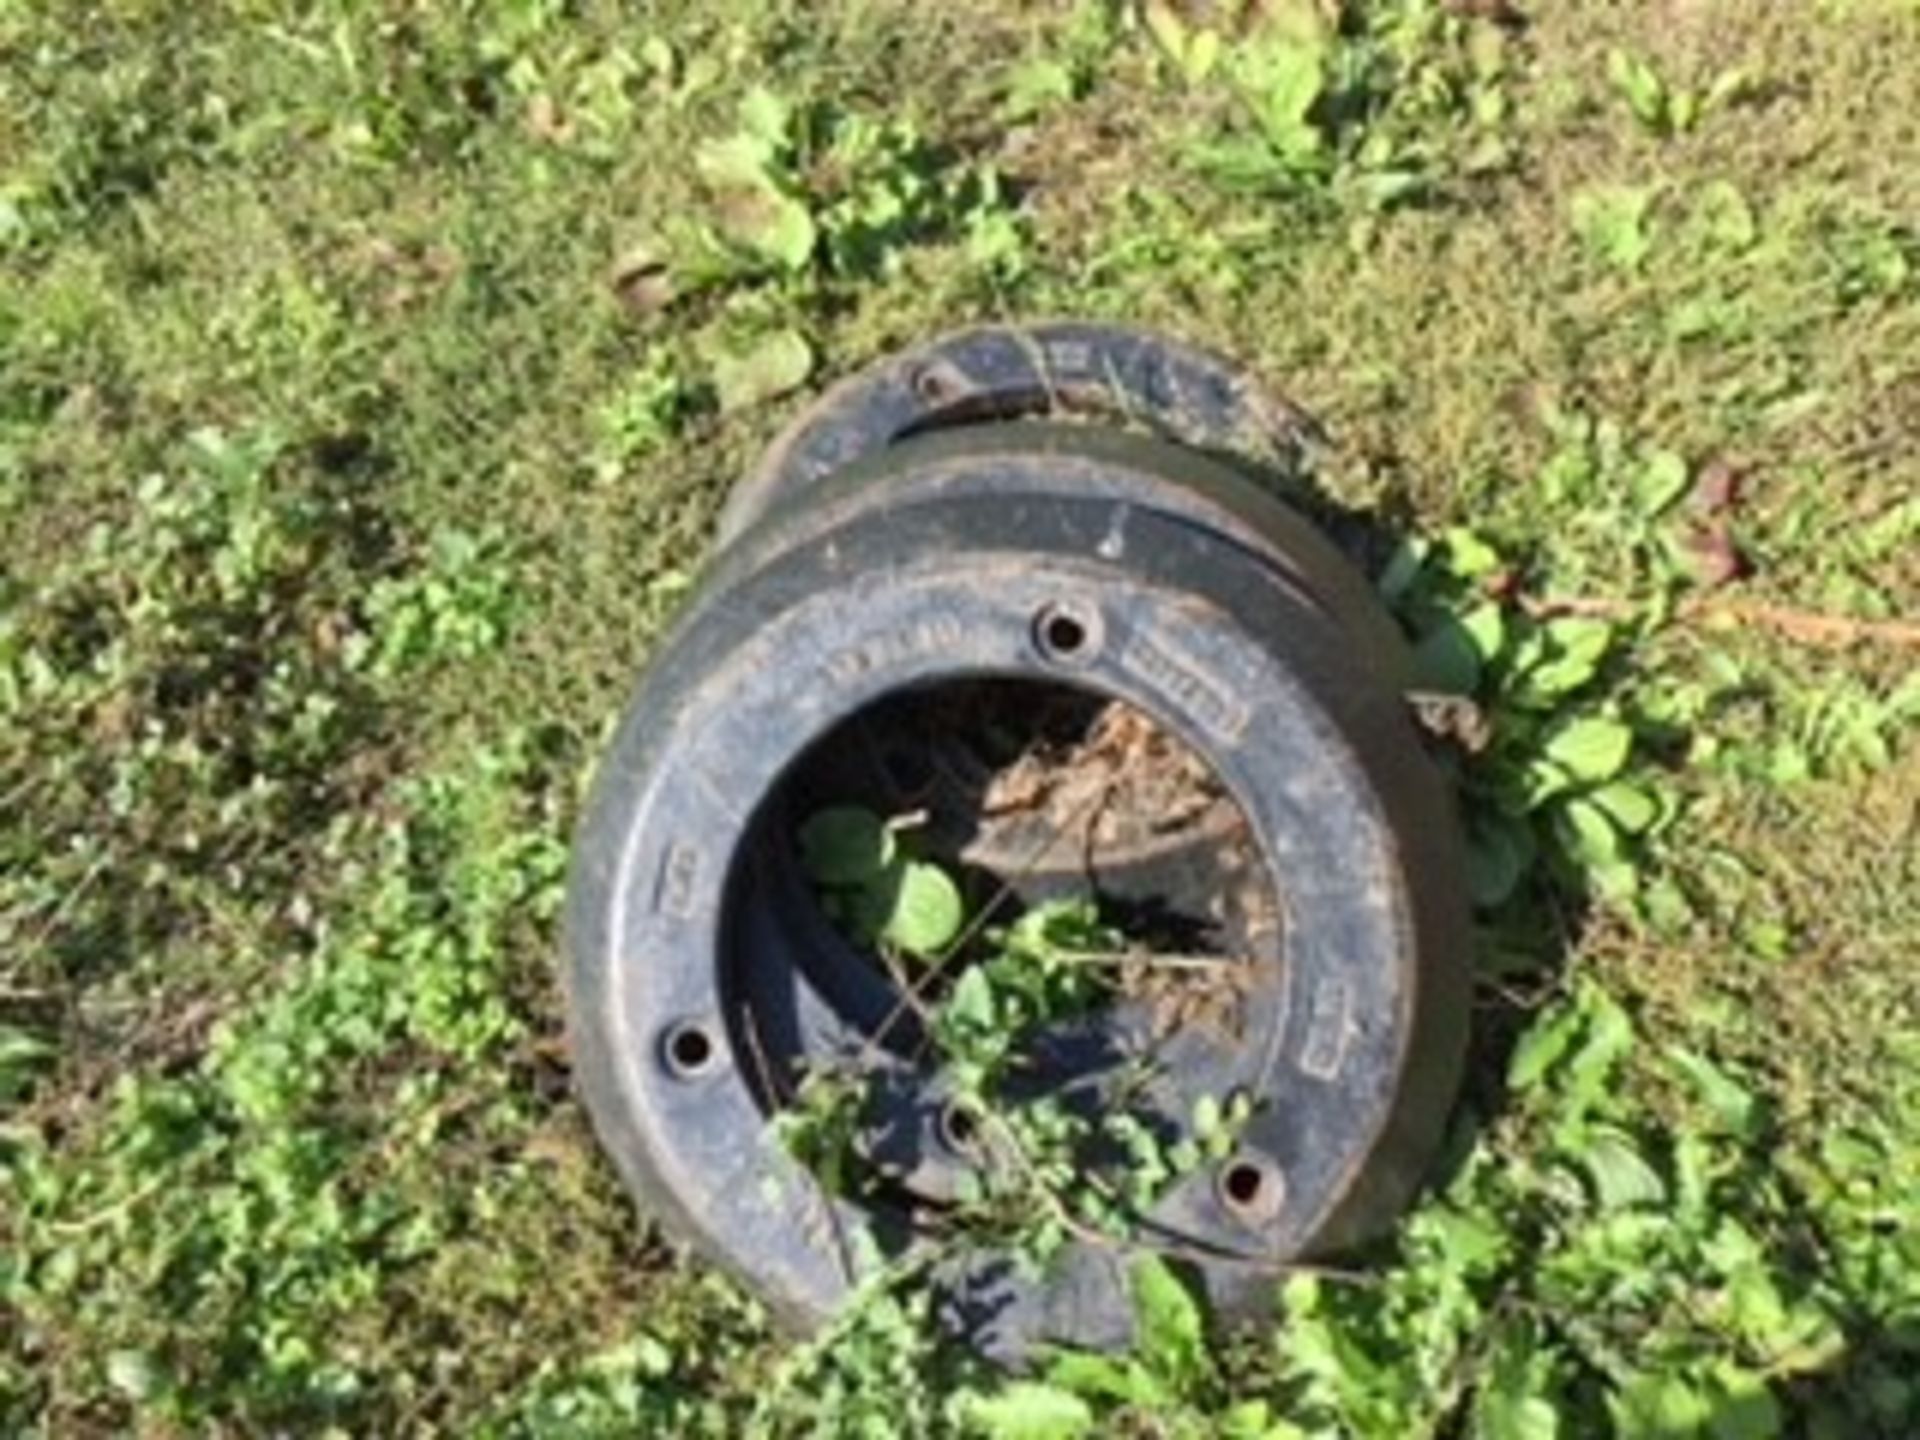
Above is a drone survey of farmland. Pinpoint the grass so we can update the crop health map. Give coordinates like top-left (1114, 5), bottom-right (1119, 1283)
top-left (2, 0), bottom-right (1917, 1433)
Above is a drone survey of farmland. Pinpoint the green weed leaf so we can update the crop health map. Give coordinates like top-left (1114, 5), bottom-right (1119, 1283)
top-left (1002, 58), bottom-right (1076, 121)
top-left (1634, 449), bottom-right (1691, 515)
top-left (1691, 180), bottom-right (1757, 252)
top-left (1588, 781), bottom-right (1660, 835)
top-left (1477, 1383), bottom-right (1561, 1439)
top-left (1467, 813), bottom-right (1536, 908)
top-left (696, 131), bottom-right (780, 189)
top-left (951, 1381), bottom-right (1095, 1438)
top-left (1445, 528), bottom-right (1505, 578)
top-left (1607, 50), bottom-right (1670, 133)
top-left (736, 86), bottom-right (793, 148)
top-left (945, 965), bottom-right (996, 1032)
top-left (1521, 619), bottom-right (1614, 700)
top-left (714, 328), bottom-right (814, 412)
top-left (1412, 616), bottom-right (1485, 695)
top-left (799, 807), bottom-right (894, 885)
top-left (1541, 718), bottom-right (1634, 786)
top-left (1580, 1127), bottom-right (1667, 1210)
top-left (1508, 1002), bottom-right (1586, 1092)
top-left (1571, 185), bottom-right (1656, 271)
top-left (1473, 1318), bottom-right (1563, 1440)
top-left (885, 860), bottom-right (964, 958)
top-left (1670, 1049), bottom-right (1758, 1136)
top-left (105, 1349), bottom-right (160, 1401)
top-left (1130, 1254), bottom-right (1206, 1392)
top-left (1608, 1371), bottom-right (1711, 1436)
top-left (1045, 1350), bottom-right (1166, 1406)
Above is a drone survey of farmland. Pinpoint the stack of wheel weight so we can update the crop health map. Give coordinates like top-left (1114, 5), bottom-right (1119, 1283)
top-left (564, 322), bottom-right (1471, 1357)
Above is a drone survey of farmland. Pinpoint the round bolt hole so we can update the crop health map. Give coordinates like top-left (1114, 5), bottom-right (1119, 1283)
top-left (1217, 1153), bottom-right (1286, 1224)
top-left (939, 1100), bottom-right (983, 1154)
top-left (1032, 603), bottom-right (1098, 664)
top-left (910, 364), bottom-right (961, 404)
top-left (661, 1020), bottom-right (719, 1079)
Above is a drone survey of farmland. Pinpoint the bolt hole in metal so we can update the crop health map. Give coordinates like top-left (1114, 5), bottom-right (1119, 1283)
top-left (939, 1100), bottom-right (983, 1155)
top-left (910, 363), bottom-right (961, 404)
top-left (1032, 602), bottom-right (1098, 664)
top-left (662, 1019), bottom-right (720, 1079)
top-left (1217, 1152), bottom-right (1285, 1225)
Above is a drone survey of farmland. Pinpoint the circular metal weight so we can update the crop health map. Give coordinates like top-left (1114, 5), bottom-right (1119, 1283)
top-left (565, 426), bottom-right (1471, 1357)
top-left (713, 320), bottom-right (1329, 549)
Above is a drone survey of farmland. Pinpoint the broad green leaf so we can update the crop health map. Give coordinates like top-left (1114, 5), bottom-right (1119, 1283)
top-left (1558, 983), bottom-right (1636, 1123)
top-left (1478, 1389), bottom-right (1560, 1440)
top-left (1185, 28), bottom-right (1222, 83)
top-left (1143, 1), bottom-right (1191, 65)
top-left (713, 328), bottom-right (815, 413)
top-left (1580, 1126), bottom-right (1667, 1209)
top-left (1541, 717), bottom-right (1634, 785)
top-left (736, 86), bottom-right (792, 147)
top-left (1588, 781), bottom-right (1661, 835)
top-left (1445, 527), bottom-right (1504, 578)
top-left (950, 1381), bottom-right (1094, 1439)
top-left (1045, 1351), bottom-right (1165, 1406)
top-left (1634, 449), bottom-right (1692, 515)
top-left (1356, 167), bottom-right (1427, 211)
top-left (1242, 36), bottom-right (1327, 161)
top-left (1460, 602), bottom-right (1508, 664)
top-left (1418, 1208), bottom-right (1508, 1274)
top-left (1609, 1371), bottom-right (1711, 1437)
top-left (798, 806), bottom-right (894, 885)
top-left (0, 1024), bottom-right (52, 1068)
top-left (1513, 981), bottom-right (1638, 1112)
top-left (944, 964), bottom-right (995, 1033)
top-left (1192, 1093), bottom-right (1223, 1140)
top-left (1223, 1398), bottom-right (1307, 1440)
top-left (1467, 813), bottom-right (1535, 908)
top-left (1002, 58), bottom-right (1076, 121)
top-left (1571, 185), bottom-right (1656, 271)
top-left (1691, 180), bottom-right (1757, 252)
top-left (1375, 536), bottom-right (1427, 601)
top-left (1557, 797), bottom-right (1626, 870)
top-left (884, 859), bottom-right (964, 957)
top-left (1708, 1369), bottom-right (1783, 1440)
top-left (1522, 618), bottom-right (1614, 699)
top-left (1508, 1000), bottom-right (1585, 1092)
top-left (696, 132), bottom-right (779, 189)
top-left (1607, 50), bottom-right (1669, 130)
top-left (1411, 616), bottom-right (1482, 695)
top-left (1670, 1048), bottom-right (1758, 1135)
top-left (715, 185), bottom-right (817, 272)
top-left (105, 1349), bottom-right (159, 1401)
top-left (1129, 1254), bottom-right (1205, 1391)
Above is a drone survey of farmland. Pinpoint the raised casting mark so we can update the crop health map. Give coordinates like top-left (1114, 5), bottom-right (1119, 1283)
top-left (1298, 977), bottom-right (1355, 1082)
top-left (653, 840), bottom-right (704, 920)
top-left (1120, 632), bottom-right (1250, 742)
top-left (824, 617), bottom-right (969, 688)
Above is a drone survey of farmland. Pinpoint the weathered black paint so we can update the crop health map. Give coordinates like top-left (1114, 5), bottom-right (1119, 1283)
top-left (564, 328), bottom-right (1470, 1356)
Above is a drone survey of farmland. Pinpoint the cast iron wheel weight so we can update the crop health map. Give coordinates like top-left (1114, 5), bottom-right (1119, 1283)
top-left (565, 323), bottom-right (1470, 1357)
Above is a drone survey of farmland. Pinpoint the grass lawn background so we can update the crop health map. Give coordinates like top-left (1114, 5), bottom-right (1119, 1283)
top-left (2, 1), bottom-right (1917, 1434)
